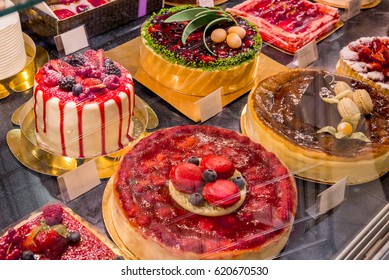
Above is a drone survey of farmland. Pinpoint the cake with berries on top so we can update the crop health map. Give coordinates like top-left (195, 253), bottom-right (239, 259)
top-left (140, 5), bottom-right (262, 97)
top-left (337, 37), bottom-right (389, 95)
top-left (0, 204), bottom-right (124, 260)
top-left (109, 125), bottom-right (297, 259)
top-left (33, 49), bottom-right (135, 158)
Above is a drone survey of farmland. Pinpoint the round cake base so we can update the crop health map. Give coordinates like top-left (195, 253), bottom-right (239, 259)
top-left (102, 175), bottom-right (294, 260)
top-left (242, 99), bottom-right (389, 185)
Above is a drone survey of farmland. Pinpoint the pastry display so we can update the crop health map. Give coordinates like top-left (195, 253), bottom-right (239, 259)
top-left (47, 0), bottom-right (108, 20)
top-left (140, 5), bottom-right (262, 96)
top-left (0, 0), bottom-right (26, 80)
top-left (337, 37), bottom-right (389, 95)
top-left (228, 0), bottom-right (340, 54)
top-left (315, 0), bottom-right (378, 8)
top-left (109, 125), bottom-right (297, 259)
top-left (243, 69), bottom-right (389, 184)
top-left (33, 49), bottom-right (135, 158)
top-left (0, 204), bottom-right (123, 260)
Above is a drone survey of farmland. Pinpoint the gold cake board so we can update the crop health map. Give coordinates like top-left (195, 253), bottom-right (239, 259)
top-left (7, 96), bottom-right (149, 179)
top-left (165, 0), bottom-right (228, 6)
top-left (102, 176), bottom-right (137, 260)
top-left (315, 0), bottom-right (381, 9)
top-left (106, 37), bottom-right (287, 122)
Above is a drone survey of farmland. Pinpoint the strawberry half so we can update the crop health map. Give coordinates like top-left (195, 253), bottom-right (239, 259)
top-left (34, 227), bottom-right (68, 260)
top-left (199, 155), bottom-right (235, 179)
top-left (169, 163), bottom-right (204, 193)
top-left (202, 179), bottom-right (241, 208)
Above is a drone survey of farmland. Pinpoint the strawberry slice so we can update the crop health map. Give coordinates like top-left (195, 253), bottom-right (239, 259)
top-left (81, 78), bottom-right (105, 92)
top-left (202, 179), bottom-right (241, 208)
top-left (34, 228), bottom-right (68, 260)
top-left (84, 49), bottom-right (105, 70)
top-left (199, 155), bottom-right (235, 179)
top-left (169, 163), bottom-right (204, 193)
top-left (50, 59), bottom-right (75, 77)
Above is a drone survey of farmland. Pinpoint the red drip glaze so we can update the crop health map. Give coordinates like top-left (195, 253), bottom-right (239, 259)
top-left (99, 102), bottom-right (106, 155)
top-left (59, 102), bottom-right (67, 156)
top-left (33, 92), bottom-right (38, 133)
top-left (113, 95), bottom-right (124, 149)
top-left (76, 104), bottom-right (84, 158)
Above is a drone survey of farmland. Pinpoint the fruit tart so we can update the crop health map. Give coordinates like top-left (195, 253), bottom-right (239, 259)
top-left (228, 0), bottom-right (340, 54)
top-left (34, 49), bottom-right (135, 158)
top-left (0, 204), bottom-right (124, 260)
top-left (337, 37), bottom-right (389, 95)
top-left (109, 125), bottom-right (297, 259)
top-left (140, 5), bottom-right (262, 96)
top-left (243, 69), bottom-right (389, 184)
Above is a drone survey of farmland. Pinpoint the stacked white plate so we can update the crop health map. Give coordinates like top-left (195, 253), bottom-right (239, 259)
top-left (0, 0), bottom-right (27, 80)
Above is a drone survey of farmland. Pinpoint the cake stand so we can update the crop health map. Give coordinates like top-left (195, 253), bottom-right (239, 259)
top-left (7, 96), bottom-right (155, 179)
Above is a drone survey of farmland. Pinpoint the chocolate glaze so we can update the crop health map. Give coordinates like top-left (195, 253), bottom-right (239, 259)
top-left (252, 69), bottom-right (389, 157)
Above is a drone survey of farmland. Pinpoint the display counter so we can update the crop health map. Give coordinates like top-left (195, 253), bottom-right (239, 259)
top-left (0, 0), bottom-right (388, 260)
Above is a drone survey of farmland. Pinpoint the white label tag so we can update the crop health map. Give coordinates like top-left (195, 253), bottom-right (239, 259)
top-left (195, 88), bottom-right (223, 122)
top-left (294, 40), bottom-right (318, 68)
top-left (57, 159), bottom-right (101, 202)
top-left (306, 177), bottom-right (347, 218)
top-left (197, 0), bottom-right (215, 7)
top-left (54, 25), bottom-right (89, 55)
top-left (341, 0), bottom-right (361, 21)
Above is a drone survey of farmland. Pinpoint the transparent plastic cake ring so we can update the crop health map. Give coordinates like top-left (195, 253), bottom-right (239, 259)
top-left (7, 96), bottom-right (149, 178)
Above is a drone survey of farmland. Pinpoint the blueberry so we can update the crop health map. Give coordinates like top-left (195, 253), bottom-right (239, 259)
top-left (21, 250), bottom-right (35, 260)
top-left (187, 156), bottom-right (200, 166)
top-left (104, 58), bottom-right (114, 67)
top-left (202, 169), bottom-right (217, 182)
top-left (233, 176), bottom-right (246, 190)
top-left (114, 255), bottom-right (125, 260)
top-left (58, 75), bottom-right (76, 92)
top-left (72, 84), bottom-right (83, 96)
top-left (67, 231), bottom-right (81, 244)
top-left (189, 192), bottom-right (204, 206)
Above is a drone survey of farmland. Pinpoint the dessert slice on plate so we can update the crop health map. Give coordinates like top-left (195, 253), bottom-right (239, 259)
top-left (0, 204), bottom-right (124, 260)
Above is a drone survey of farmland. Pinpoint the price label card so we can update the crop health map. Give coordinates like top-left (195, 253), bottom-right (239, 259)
top-left (57, 159), bottom-right (101, 203)
top-left (195, 88), bottom-right (223, 122)
top-left (341, 0), bottom-right (361, 21)
top-left (306, 177), bottom-right (347, 218)
top-left (197, 0), bottom-right (215, 7)
top-left (54, 25), bottom-right (89, 55)
top-left (294, 40), bottom-right (319, 68)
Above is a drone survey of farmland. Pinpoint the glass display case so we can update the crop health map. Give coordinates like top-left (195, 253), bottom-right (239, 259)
top-left (0, 0), bottom-right (388, 260)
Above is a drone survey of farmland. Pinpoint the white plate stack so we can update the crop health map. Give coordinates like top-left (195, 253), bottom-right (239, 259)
top-left (0, 0), bottom-right (27, 80)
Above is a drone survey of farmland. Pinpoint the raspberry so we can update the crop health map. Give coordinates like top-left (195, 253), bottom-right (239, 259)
top-left (103, 75), bottom-right (120, 90)
top-left (58, 75), bottom-right (76, 92)
top-left (42, 204), bottom-right (64, 226)
top-left (43, 70), bottom-right (61, 87)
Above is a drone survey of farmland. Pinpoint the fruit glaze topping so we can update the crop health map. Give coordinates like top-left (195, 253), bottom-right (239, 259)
top-left (50, 0), bottom-right (107, 20)
top-left (144, 6), bottom-right (261, 68)
top-left (169, 155), bottom-right (247, 216)
top-left (240, 0), bottom-right (326, 33)
top-left (0, 205), bottom-right (120, 260)
top-left (115, 125), bottom-right (296, 255)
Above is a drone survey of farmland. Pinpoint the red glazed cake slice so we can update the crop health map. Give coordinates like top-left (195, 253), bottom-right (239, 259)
top-left (0, 204), bottom-right (124, 260)
top-left (110, 125), bottom-right (297, 259)
top-left (33, 49), bottom-right (135, 158)
top-left (228, 0), bottom-right (340, 54)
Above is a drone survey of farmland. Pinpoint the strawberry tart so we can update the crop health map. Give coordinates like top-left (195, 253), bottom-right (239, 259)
top-left (109, 125), bottom-right (297, 259)
top-left (47, 0), bottom-right (107, 20)
top-left (0, 204), bottom-right (124, 260)
top-left (33, 49), bottom-right (135, 158)
top-left (337, 37), bottom-right (389, 95)
top-left (140, 5), bottom-right (262, 96)
top-left (243, 69), bottom-right (389, 184)
top-left (228, 0), bottom-right (340, 54)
